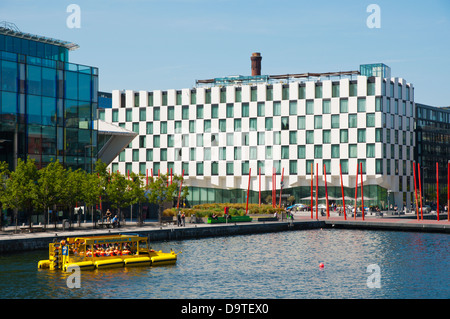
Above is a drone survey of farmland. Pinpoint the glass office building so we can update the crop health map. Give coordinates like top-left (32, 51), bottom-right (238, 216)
top-left (415, 103), bottom-right (450, 206)
top-left (0, 25), bottom-right (98, 172)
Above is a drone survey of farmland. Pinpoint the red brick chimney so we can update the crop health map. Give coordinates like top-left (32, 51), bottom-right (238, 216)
top-left (251, 52), bottom-right (262, 76)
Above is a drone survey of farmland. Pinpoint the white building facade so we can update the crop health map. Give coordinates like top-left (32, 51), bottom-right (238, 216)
top-left (100, 63), bottom-right (415, 209)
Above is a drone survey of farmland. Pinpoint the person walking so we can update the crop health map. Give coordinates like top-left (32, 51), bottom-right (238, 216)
top-left (177, 211), bottom-right (182, 227)
top-left (181, 212), bottom-right (185, 227)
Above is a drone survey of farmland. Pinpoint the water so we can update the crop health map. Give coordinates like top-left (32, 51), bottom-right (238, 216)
top-left (0, 229), bottom-right (448, 299)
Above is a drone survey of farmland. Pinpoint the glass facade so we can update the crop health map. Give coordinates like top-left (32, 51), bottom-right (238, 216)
top-left (0, 31), bottom-right (98, 172)
top-left (415, 103), bottom-right (450, 206)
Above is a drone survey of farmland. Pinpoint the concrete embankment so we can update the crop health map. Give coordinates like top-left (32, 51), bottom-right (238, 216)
top-left (0, 220), bottom-right (324, 254)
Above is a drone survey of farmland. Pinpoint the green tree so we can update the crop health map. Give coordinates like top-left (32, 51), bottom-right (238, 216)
top-left (0, 161), bottom-right (10, 230)
top-left (2, 157), bottom-right (39, 230)
top-left (61, 168), bottom-right (86, 228)
top-left (106, 171), bottom-right (134, 223)
top-left (82, 171), bottom-right (104, 227)
top-left (35, 160), bottom-right (66, 229)
top-left (146, 173), bottom-right (188, 224)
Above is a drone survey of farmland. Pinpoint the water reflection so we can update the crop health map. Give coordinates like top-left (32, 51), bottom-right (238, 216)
top-left (0, 230), bottom-right (448, 299)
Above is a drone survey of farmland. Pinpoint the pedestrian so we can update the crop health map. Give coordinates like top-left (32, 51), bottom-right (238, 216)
top-left (106, 209), bottom-right (112, 222)
top-left (177, 211), bottom-right (182, 227)
top-left (181, 212), bottom-right (185, 227)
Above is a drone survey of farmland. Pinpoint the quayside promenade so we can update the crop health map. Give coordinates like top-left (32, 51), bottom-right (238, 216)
top-left (0, 212), bottom-right (448, 254)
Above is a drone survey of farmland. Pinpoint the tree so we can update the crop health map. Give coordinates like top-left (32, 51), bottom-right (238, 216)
top-left (0, 161), bottom-right (10, 230)
top-left (62, 168), bottom-right (86, 227)
top-left (82, 171), bottom-right (104, 228)
top-left (2, 157), bottom-right (39, 230)
top-left (35, 160), bottom-right (66, 229)
top-left (106, 171), bottom-right (134, 223)
top-left (145, 173), bottom-right (188, 224)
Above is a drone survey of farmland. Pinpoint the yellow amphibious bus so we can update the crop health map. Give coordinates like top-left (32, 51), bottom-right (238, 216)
top-left (38, 234), bottom-right (179, 270)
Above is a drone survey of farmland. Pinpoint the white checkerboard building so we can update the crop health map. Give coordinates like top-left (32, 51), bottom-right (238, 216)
top-left (100, 60), bottom-right (415, 209)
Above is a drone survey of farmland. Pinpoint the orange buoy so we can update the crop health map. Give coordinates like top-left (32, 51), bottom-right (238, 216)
top-left (319, 262), bottom-right (324, 268)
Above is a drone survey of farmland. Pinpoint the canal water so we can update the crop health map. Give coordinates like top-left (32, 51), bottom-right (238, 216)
top-left (0, 229), bottom-right (448, 299)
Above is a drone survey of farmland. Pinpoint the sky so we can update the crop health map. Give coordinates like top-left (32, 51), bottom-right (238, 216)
top-left (1, 0), bottom-right (449, 106)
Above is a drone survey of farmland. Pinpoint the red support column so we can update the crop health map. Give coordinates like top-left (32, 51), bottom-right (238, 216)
top-left (315, 163), bottom-right (318, 220)
top-left (310, 163), bottom-right (314, 219)
top-left (418, 163), bottom-right (424, 220)
top-left (278, 167), bottom-right (284, 209)
top-left (324, 164), bottom-right (329, 219)
top-left (413, 162), bottom-right (419, 221)
top-left (272, 167), bottom-right (276, 208)
top-left (339, 163), bottom-right (346, 220)
top-left (170, 168), bottom-right (173, 185)
top-left (246, 168), bottom-right (251, 215)
top-left (436, 162), bottom-right (440, 221)
top-left (259, 167), bottom-right (261, 207)
top-left (354, 164), bottom-right (359, 220)
top-left (360, 162), bottom-right (365, 221)
top-left (146, 169), bottom-right (148, 186)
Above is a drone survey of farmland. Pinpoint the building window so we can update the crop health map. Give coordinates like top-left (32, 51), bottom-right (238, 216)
top-left (298, 85), bottom-right (306, 99)
top-left (234, 147), bottom-right (241, 160)
top-left (376, 159), bottom-right (383, 174)
top-left (249, 118), bottom-right (257, 131)
top-left (146, 149), bottom-right (153, 161)
top-left (306, 100), bottom-right (314, 114)
top-left (265, 117), bottom-right (273, 131)
top-left (297, 145), bottom-right (305, 159)
top-left (323, 130), bottom-right (331, 144)
top-left (281, 117), bottom-right (289, 130)
top-left (314, 145), bottom-right (322, 158)
top-left (190, 90), bottom-right (196, 104)
top-left (266, 86), bottom-right (273, 101)
top-left (367, 81), bottom-right (375, 96)
top-left (233, 119), bottom-right (241, 132)
top-left (153, 135), bottom-right (160, 147)
top-left (315, 84), bottom-right (322, 98)
top-left (226, 104), bottom-right (234, 117)
top-left (289, 131), bottom-right (297, 144)
top-left (273, 131), bottom-right (281, 145)
top-left (367, 113), bottom-right (375, 127)
top-left (266, 146), bottom-right (272, 159)
top-left (340, 99), bottom-right (348, 113)
top-left (322, 100), bottom-right (331, 114)
top-left (273, 101), bottom-right (281, 116)
top-left (211, 162), bottom-right (219, 175)
top-left (289, 160), bottom-right (297, 175)
top-left (332, 83), bottom-right (340, 97)
top-left (139, 136), bottom-right (146, 148)
top-left (235, 88), bottom-right (241, 102)
top-left (196, 162), bottom-right (204, 176)
top-left (357, 129), bottom-right (366, 143)
top-left (357, 98), bottom-right (366, 112)
top-left (204, 119), bottom-right (211, 132)
top-left (196, 105), bottom-right (203, 119)
top-left (282, 86), bottom-right (289, 100)
top-left (140, 108), bottom-right (146, 121)
top-left (226, 162), bottom-right (234, 175)
top-left (167, 106), bottom-right (174, 120)
top-left (160, 149), bottom-right (167, 161)
top-left (182, 105), bottom-right (189, 119)
top-left (211, 104), bottom-right (219, 118)
top-left (160, 121), bottom-right (167, 134)
top-left (112, 109), bottom-right (119, 122)
top-left (220, 89), bottom-right (227, 103)
top-left (348, 114), bottom-right (357, 128)
top-left (366, 144), bottom-right (375, 158)
top-left (297, 116), bottom-right (305, 129)
top-left (331, 145), bottom-right (340, 158)
top-left (281, 146), bottom-right (289, 159)
top-left (258, 132), bottom-right (265, 145)
top-left (306, 160), bottom-right (314, 174)
top-left (289, 101), bottom-right (297, 115)
top-left (257, 102), bottom-right (265, 116)
top-left (306, 130), bottom-right (314, 144)
top-left (348, 144), bottom-right (357, 158)
top-left (331, 114), bottom-right (340, 128)
top-left (242, 161), bottom-right (250, 174)
top-left (242, 103), bottom-right (249, 117)
top-left (340, 159), bottom-right (348, 174)
top-left (251, 87), bottom-right (258, 101)
top-left (153, 107), bottom-right (160, 121)
top-left (314, 115), bottom-right (322, 129)
top-left (349, 82), bottom-right (357, 97)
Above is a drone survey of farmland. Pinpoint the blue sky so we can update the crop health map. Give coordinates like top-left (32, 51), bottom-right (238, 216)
top-left (1, 0), bottom-right (449, 106)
